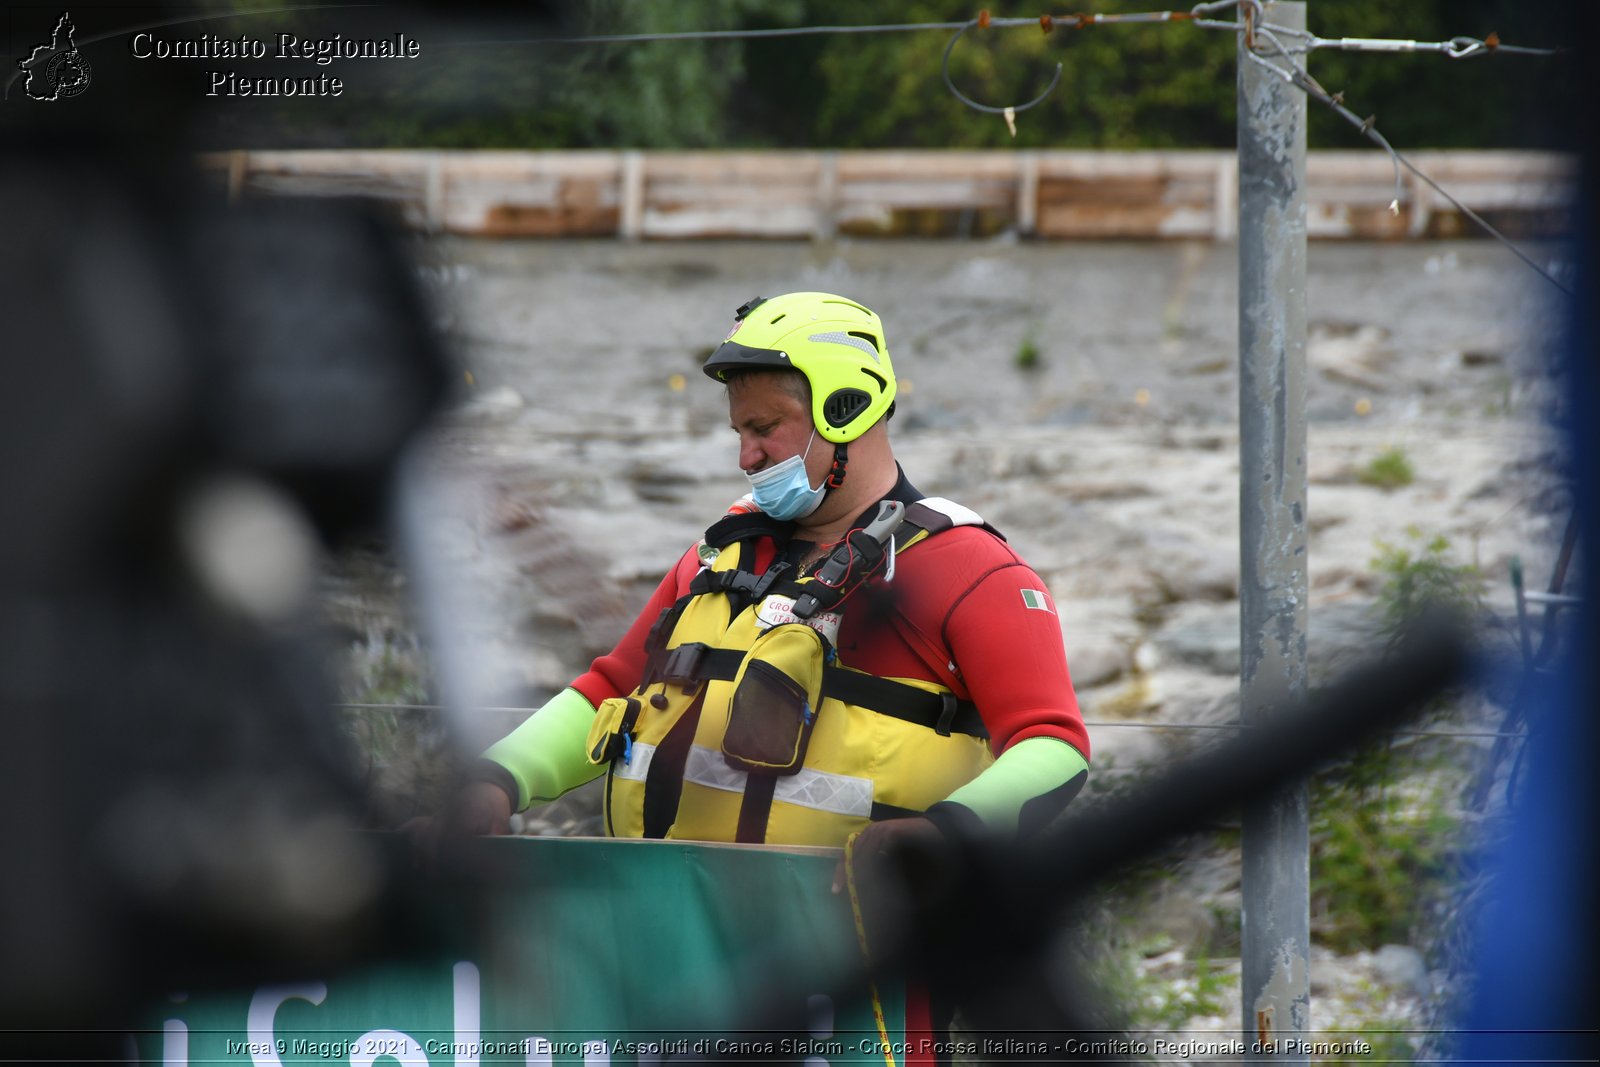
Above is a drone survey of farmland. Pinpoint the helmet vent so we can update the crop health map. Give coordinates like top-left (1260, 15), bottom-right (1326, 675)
top-left (823, 388), bottom-right (872, 428)
top-left (808, 331), bottom-right (880, 362)
top-left (847, 331), bottom-right (881, 354)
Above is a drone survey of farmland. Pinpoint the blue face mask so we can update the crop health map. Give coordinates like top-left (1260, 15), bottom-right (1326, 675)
top-left (746, 428), bottom-right (825, 521)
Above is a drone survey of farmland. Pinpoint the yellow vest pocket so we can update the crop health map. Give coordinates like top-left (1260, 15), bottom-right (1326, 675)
top-left (721, 624), bottom-right (827, 774)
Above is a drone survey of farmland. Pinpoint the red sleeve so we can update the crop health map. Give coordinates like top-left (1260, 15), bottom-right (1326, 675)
top-left (938, 542), bottom-right (1091, 760)
top-left (569, 547), bottom-right (702, 707)
top-left (859, 528), bottom-right (1089, 760)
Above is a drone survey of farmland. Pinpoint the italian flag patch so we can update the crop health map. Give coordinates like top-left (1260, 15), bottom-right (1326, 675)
top-left (1021, 589), bottom-right (1054, 613)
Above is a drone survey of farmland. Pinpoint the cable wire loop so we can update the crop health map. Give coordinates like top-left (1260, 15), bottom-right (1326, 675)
top-left (941, 17), bottom-right (1063, 116)
top-left (1446, 35), bottom-right (1488, 60)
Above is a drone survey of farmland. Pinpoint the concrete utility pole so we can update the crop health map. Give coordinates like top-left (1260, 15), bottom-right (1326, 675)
top-left (1236, 2), bottom-right (1310, 1060)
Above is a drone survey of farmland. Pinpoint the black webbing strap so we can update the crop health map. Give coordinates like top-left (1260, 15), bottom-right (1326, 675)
top-left (641, 688), bottom-right (707, 839)
top-left (666, 647), bottom-right (987, 740)
top-left (690, 647), bottom-right (745, 681)
top-left (868, 800), bottom-right (923, 822)
top-left (689, 564), bottom-right (803, 603)
top-left (736, 774), bottom-right (778, 843)
top-left (703, 511), bottom-right (789, 549)
top-left (821, 669), bottom-right (988, 740)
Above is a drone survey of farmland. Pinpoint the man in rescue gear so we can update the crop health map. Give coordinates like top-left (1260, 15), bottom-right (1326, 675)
top-left (437, 291), bottom-right (1090, 858)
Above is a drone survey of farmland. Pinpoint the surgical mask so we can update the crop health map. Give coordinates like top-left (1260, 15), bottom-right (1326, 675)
top-left (746, 429), bottom-right (825, 520)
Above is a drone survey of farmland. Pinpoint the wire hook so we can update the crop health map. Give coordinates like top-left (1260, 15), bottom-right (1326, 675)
top-left (941, 17), bottom-right (1062, 116)
top-left (1444, 35), bottom-right (1488, 59)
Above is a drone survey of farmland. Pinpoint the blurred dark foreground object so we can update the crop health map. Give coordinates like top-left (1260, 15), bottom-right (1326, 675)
top-left (0, 136), bottom-right (454, 1056)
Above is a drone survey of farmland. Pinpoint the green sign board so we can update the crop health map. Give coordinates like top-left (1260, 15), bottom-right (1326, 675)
top-left (142, 837), bottom-right (906, 1064)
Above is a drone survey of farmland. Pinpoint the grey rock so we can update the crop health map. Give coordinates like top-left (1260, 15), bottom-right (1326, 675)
top-left (1373, 944), bottom-right (1430, 996)
top-left (455, 384), bottom-right (525, 415)
top-left (1309, 323), bottom-right (1396, 391)
top-left (1148, 555), bottom-right (1239, 603)
top-left (1151, 598), bottom-right (1385, 680)
top-left (1057, 596), bottom-right (1144, 688)
top-left (1067, 637), bottom-right (1133, 689)
top-left (1153, 601), bottom-right (1240, 676)
top-left (1151, 666), bottom-right (1239, 729)
top-left (1140, 889), bottom-right (1221, 953)
top-left (1084, 719), bottom-right (1173, 774)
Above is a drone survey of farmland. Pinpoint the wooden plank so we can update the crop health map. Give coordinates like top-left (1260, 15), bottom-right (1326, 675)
top-left (838, 179), bottom-right (1014, 208)
top-left (479, 203), bottom-right (620, 237)
top-left (835, 205), bottom-right (1014, 238)
top-left (1038, 202), bottom-right (1193, 239)
top-left (645, 152), bottom-right (824, 183)
top-left (1038, 175), bottom-right (1176, 205)
top-left (642, 204), bottom-right (819, 239)
top-left (836, 151), bottom-right (1020, 181)
top-left (190, 148), bottom-right (1575, 241)
top-left (1035, 151), bottom-right (1223, 180)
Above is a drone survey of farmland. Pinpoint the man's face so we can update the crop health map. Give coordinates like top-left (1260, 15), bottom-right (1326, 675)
top-left (727, 374), bottom-right (825, 485)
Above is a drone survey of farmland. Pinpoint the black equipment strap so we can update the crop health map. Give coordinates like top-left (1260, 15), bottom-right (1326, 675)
top-left (683, 647), bottom-right (988, 740)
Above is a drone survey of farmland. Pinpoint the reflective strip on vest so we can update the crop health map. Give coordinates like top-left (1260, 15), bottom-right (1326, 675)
top-left (612, 741), bottom-right (657, 783)
top-left (916, 495), bottom-right (985, 529)
top-left (683, 744), bottom-right (873, 819)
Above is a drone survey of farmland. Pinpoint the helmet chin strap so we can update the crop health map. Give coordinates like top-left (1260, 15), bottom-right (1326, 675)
top-left (825, 442), bottom-right (849, 491)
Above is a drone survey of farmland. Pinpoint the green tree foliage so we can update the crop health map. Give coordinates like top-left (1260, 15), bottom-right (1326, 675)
top-left (760, 0), bottom-right (1238, 148)
top-left (205, 0), bottom-right (1576, 150)
top-left (377, 1), bottom-right (804, 149)
top-left (754, 0), bottom-right (1574, 149)
top-left (200, 1), bottom-right (798, 149)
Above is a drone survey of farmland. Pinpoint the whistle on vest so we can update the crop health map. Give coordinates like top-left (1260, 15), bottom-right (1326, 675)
top-left (792, 500), bottom-right (905, 620)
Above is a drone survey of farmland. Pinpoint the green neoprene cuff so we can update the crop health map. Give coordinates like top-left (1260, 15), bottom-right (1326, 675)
top-left (481, 687), bottom-right (606, 812)
top-left (940, 736), bottom-right (1090, 836)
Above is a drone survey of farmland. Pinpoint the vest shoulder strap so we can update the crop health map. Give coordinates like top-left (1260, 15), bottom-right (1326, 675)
top-left (704, 510), bottom-right (789, 550)
top-left (898, 496), bottom-right (1006, 548)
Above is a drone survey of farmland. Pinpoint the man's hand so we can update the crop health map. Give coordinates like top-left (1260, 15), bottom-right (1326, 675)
top-left (400, 781), bottom-right (514, 868)
top-left (444, 781), bottom-right (515, 837)
top-left (832, 816), bottom-right (947, 894)
top-left (833, 816), bottom-right (957, 965)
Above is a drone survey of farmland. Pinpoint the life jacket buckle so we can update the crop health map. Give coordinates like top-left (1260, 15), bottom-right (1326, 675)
top-left (934, 691), bottom-right (959, 737)
top-left (751, 559), bottom-right (792, 599)
top-left (713, 562), bottom-right (792, 599)
top-left (661, 642), bottom-right (710, 686)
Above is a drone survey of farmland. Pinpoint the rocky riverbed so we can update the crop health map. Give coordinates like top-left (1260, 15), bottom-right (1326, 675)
top-left (323, 235), bottom-right (1576, 1051)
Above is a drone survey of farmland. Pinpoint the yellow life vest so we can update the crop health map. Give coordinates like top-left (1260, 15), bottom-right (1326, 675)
top-left (584, 499), bottom-right (997, 847)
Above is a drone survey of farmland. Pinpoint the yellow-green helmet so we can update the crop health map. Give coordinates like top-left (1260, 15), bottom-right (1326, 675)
top-left (703, 292), bottom-right (896, 444)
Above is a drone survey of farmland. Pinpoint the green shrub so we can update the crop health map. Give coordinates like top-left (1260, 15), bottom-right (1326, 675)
top-left (1137, 951), bottom-right (1230, 1032)
top-left (1014, 334), bottom-right (1042, 371)
top-left (1371, 529), bottom-right (1484, 638)
top-left (1311, 750), bottom-right (1462, 951)
top-left (1358, 446), bottom-right (1416, 490)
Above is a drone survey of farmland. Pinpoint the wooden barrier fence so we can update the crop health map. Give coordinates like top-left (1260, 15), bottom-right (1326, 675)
top-left (202, 149), bottom-right (1574, 241)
